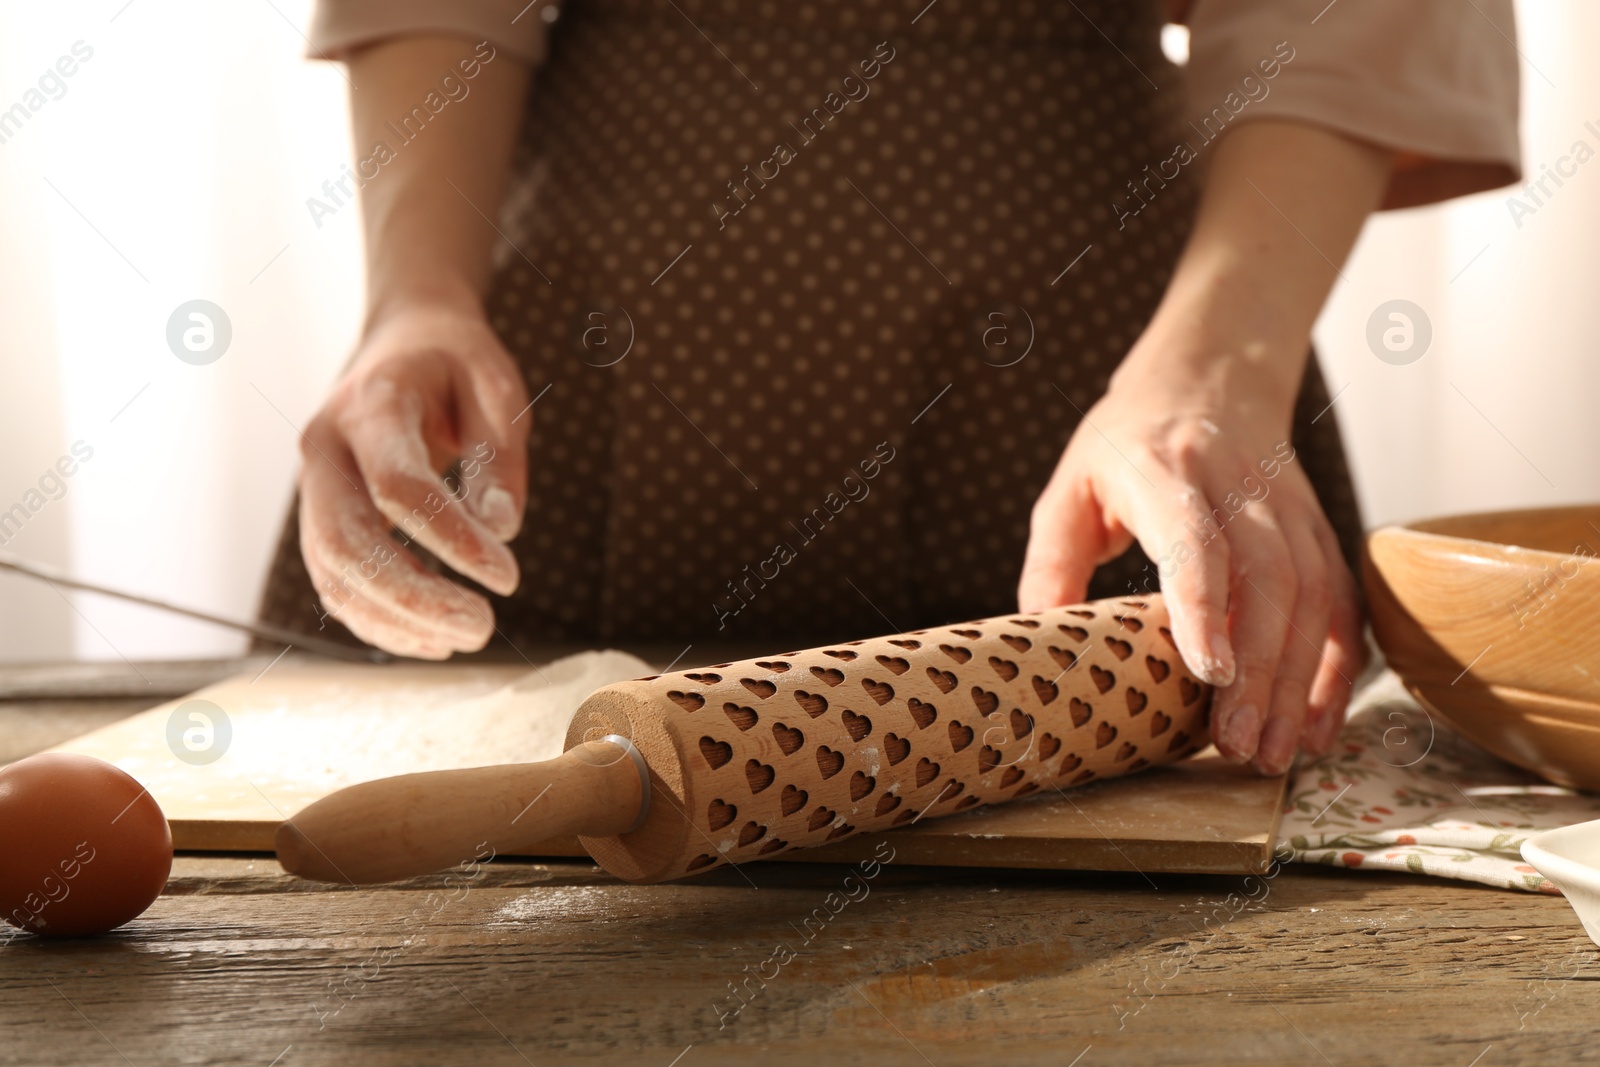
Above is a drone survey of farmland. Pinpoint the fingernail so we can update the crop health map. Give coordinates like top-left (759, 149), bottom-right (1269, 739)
top-left (484, 547), bottom-right (520, 595)
top-left (1206, 633), bottom-right (1236, 687)
top-left (1308, 710), bottom-right (1342, 754)
top-left (1254, 716), bottom-right (1299, 776)
top-left (1220, 703), bottom-right (1261, 761)
top-left (446, 607), bottom-right (488, 629)
top-left (474, 485), bottom-right (521, 540)
top-left (1195, 655), bottom-right (1227, 687)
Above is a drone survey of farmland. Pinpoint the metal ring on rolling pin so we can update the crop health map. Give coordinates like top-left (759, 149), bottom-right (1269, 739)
top-left (601, 734), bottom-right (652, 833)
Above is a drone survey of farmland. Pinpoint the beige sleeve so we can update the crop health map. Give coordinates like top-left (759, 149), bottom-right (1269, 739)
top-left (1184, 0), bottom-right (1521, 209)
top-left (307, 0), bottom-right (555, 65)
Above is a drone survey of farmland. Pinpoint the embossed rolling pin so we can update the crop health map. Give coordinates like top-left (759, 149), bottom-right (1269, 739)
top-left (276, 595), bottom-right (1212, 885)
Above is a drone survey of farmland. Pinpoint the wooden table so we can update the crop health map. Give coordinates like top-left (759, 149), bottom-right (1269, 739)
top-left (3, 661), bottom-right (1597, 1066)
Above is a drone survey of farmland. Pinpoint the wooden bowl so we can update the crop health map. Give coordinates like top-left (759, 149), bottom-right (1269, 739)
top-left (1365, 505), bottom-right (1600, 788)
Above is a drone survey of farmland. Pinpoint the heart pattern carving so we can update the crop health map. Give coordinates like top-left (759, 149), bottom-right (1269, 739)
top-left (594, 597), bottom-right (1211, 879)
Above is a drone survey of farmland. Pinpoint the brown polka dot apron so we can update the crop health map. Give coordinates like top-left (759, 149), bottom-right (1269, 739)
top-left (258, 0), bottom-right (1363, 653)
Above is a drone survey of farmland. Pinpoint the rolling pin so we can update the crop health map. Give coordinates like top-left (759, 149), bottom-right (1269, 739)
top-left (276, 595), bottom-right (1212, 885)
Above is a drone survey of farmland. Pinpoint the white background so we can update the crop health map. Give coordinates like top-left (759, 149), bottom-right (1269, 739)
top-left (1, 0), bottom-right (1596, 662)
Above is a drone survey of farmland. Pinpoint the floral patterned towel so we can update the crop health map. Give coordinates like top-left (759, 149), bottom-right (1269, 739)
top-left (1279, 667), bottom-right (1600, 894)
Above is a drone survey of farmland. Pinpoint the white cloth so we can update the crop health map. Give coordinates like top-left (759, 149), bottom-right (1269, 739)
top-left (1281, 668), bottom-right (1600, 894)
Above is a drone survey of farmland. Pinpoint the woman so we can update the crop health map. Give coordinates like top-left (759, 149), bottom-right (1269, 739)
top-left (259, 0), bottom-right (1519, 776)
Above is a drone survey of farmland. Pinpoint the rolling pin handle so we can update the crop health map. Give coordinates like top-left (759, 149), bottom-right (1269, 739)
top-left (275, 737), bottom-right (647, 884)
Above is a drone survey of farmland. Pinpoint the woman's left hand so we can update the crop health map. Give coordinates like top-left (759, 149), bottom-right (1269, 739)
top-left (1016, 346), bottom-right (1363, 776)
top-left (1015, 120), bottom-right (1391, 774)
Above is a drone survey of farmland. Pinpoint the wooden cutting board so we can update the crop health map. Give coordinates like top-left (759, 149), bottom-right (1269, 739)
top-left (48, 656), bottom-right (1287, 875)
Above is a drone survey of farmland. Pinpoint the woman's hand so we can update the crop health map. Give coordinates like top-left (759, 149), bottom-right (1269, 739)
top-left (1018, 354), bottom-right (1361, 775)
top-left (293, 37), bottom-right (534, 657)
top-left (1018, 120), bottom-right (1392, 773)
top-left (298, 301), bottom-right (529, 658)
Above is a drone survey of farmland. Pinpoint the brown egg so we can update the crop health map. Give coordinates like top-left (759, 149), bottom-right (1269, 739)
top-left (0, 753), bottom-right (172, 938)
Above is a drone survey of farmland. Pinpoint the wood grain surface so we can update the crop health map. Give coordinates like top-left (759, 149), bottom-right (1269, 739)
top-left (1365, 505), bottom-right (1600, 791)
top-left (4, 668), bottom-right (1600, 1066)
top-left (3, 854), bottom-right (1597, 1066)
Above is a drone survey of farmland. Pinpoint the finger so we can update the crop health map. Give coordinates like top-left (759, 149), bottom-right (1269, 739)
top-left (1209, 505), bottom-right (1296, 764)
top-left (1129, 482), bottom-right (1235, 688)
top-left (1303, 521), bottom-right (1363, 754)
top-left (339, 391), bottom-right (520, 596)
top-left (302, 525), bottom-right (494, 655)
top-left (1250, 521), bottom-right (1330, 776)
top-left (299, 428), bottom-right (496, 649)
top-left (452, 356), bottom-right (530, 542)
top-left (1018, 473), bottom-right (1123, 612)
top-left (320, 589), bottom-right (459, 661)
top-left (299, 512), bottom-right (460, 661)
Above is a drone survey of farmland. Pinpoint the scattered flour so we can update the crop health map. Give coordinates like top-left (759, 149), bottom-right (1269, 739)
top-left (252, 649), bottom-right (655, 794)
top-left (491, 886), bottom-right (620, 923)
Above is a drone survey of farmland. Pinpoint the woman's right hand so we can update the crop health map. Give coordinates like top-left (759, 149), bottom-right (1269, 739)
top-left (297, 300), bottom-right (530, 659)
